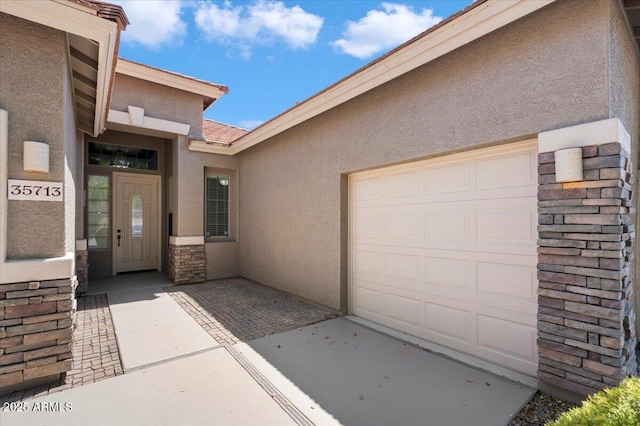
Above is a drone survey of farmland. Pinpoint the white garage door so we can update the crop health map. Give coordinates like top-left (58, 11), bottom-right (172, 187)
top-left (350, 141), bottom-right (538, 376)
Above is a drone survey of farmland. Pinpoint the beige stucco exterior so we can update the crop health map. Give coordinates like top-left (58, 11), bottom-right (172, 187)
top-left (111, 74), bottom-right (205, 140)
top-left (236, 0), bottom-right (632, 311)
top-left (0, 13), bottom-right (77, 260)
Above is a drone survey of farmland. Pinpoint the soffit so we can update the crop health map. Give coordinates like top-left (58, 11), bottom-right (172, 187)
top-left (0, 0), bottom-right (126, 137)
top-left (624, 0), bottom-right (640, 49)
top-left (69, 33), bottom-right (100, 135)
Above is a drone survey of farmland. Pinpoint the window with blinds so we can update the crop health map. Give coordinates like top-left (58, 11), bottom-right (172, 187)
top-left (205, 176), bottom-right (229, 237)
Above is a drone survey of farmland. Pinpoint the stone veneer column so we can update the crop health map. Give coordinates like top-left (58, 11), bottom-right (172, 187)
top-left (75, 240), bottom-right (89, 295)
top-left (168, 236), bottom-right (205, 285)
top-left (537, 120), bottom-right (637, 397)
top-left (0, 277), bottom-right (76, 393)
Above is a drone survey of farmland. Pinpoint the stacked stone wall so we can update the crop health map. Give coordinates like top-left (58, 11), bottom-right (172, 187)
top-left (0, 277), bottom-right (76, 393)
top-left (76, 249), bottom-right (89, 295)
top-left (537, 142), bottom-right (637, 396)
top-left (168, 244), bottom-right (205, 284)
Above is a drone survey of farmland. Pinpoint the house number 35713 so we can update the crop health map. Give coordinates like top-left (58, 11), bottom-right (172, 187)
top-left (7, 179), bottom-right (63, 201)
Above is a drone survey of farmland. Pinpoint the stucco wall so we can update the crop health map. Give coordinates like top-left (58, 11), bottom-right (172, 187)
top-left (0, 13), bottom-right (72, 259)
top-left (110, 74), bottom-right (204, 139)
top-left (237, 0), bottom-right (613, 310)
top-left (172, 140), bottom-right (240, 279)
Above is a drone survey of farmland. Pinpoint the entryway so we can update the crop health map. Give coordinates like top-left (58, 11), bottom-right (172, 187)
top-left (113, 172), bottom-right (161, 274)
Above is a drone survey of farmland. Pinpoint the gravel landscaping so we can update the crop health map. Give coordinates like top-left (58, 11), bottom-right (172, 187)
top-left (509, 392), bottom-right (578, 426)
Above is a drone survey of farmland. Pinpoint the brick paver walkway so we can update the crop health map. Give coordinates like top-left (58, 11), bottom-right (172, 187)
top-left (1, 294), bottom-right (123, 401)
top-left (165, 278), bottom-right (336, 345)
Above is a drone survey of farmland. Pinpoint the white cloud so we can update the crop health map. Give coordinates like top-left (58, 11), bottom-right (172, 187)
top-left (238, 119), bottom-right (265, 130)
top-left (114, 0), bottom-right (187, 49)
top-left (195, 1), bottom-right (323, 58)
top-left (331, 3), bottom-right (442, 59)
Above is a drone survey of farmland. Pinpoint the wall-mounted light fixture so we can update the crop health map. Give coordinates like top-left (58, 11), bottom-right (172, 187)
top-left (554, 147), bottom-right (583, 183)
top-left (23, 141), bottom-right (49, 173)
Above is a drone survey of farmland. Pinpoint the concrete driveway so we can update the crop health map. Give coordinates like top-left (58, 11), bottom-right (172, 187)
top-left (0, 276), bottom-right (535, 425)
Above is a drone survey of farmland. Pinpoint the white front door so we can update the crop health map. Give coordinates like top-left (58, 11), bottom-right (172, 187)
top-left (113, 173), bottom-right (160, 274)
top-left (350, 140), bottom-right (539, 376)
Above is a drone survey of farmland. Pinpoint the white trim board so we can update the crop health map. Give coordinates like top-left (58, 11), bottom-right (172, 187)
top-left (538, 118), bottom-right (631, 153)
top-left (116, 59), bottom-right (227, 104)
top-left (169, 236), bottom-right (205, 246)
top-left (107, 107), bottom-right (190, 137)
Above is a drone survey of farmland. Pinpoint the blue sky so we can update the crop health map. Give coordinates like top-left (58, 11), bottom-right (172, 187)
top-left (113, 1), bottom-right (473, 129)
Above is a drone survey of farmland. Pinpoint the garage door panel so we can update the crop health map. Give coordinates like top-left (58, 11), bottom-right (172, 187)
top-left (383, 168), bottom-right (420, 198)
top-left (351, 141), bottom-right (538, 376)
top-left (423, 160), bottom-right (470, 195)
top-left (477, 315), bottom-right (537, 374)
top-left (353, 284), bottom-right (383, 316)
top-left (385, 293), bottom-right (421, 329)
top-left (477, 262), bottom-right (535, 301)
top-left (424, 257), bottom-right (469, 289)
top-left (384, 211), bottom-right (421, 240)
top-left (353, 175), bottom-right (381, 201)
top-left (354, 212), bottom-right (381, 238)
top-left (386, 253), bottom-right (420, 283)
top-left (476, 209), bottom-right (535, 242)
top-left (353, 249), bottom-right (382, 281)
top-left (475, 150), bottom-right (536, 190)
top-left (425, 302), bottom-right (471, 344)
top-left (424, 211), bottom-right (469, 240)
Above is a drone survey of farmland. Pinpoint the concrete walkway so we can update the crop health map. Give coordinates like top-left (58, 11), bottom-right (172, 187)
top-left (90, 273), bottom-right (218, 371)
top-left (1, 273), bottom-right (536, 425)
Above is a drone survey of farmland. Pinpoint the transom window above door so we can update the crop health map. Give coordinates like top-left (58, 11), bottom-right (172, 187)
top-left (88, 142), bottom-right (158, 171)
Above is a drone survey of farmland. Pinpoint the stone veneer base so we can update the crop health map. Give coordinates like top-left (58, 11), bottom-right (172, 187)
top-left (0, 277), bottom-right (76, 394)
top-left (168, 244), bottom-right (205, 285)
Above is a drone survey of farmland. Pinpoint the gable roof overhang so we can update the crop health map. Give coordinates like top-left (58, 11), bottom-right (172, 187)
top-left (115, 58), bottom-right (229, 111)
top-left (623, 0), bottom-right (640, 49)
top-left (0, 0), bottom-right (127, 137)
top-left (190, 0), bottom-right (555, 156)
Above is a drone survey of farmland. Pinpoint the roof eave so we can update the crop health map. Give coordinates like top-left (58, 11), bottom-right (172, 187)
top-left (200, 0), bottom-right (555, 156)
top-left (1, 0), bottom-right (125, 137)
top-left (115, 59), bottom-right (228, 106)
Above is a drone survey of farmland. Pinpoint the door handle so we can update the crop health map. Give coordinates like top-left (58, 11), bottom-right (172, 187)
top-left (117, 229), bottom-right (121, 247)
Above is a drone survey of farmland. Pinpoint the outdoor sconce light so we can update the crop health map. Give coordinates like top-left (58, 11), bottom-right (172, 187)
top-left (554, 147), bottom-right (582, 183)
top-left (23, 141), bottom-right (49, 173)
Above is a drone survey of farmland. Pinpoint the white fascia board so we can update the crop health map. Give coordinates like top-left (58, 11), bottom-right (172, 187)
top-left (227, 0), bottom-right (555, 154)
top-left (108, 108), bottom-right (190, 136)
top-left (0, 0), bottom-right (119, 137)
top-left (116, 60), bottom-right (227, 102)
top-left (188, 139), bottom-right (233, 155)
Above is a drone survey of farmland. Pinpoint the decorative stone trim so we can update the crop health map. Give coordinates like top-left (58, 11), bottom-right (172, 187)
top-left (168, 244), bottom-right (205, 285)
top-left (537, 142), bottom-right (637, 397)
top-left (0, 277), bottom-right (76, 394)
